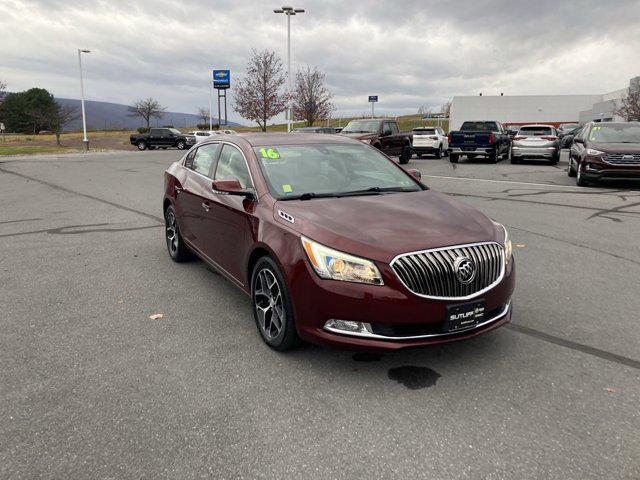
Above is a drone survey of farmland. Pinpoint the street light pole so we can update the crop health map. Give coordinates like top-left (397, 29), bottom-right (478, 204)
top-left (274, 6), bottom-right (304, 133)
top-left (77, 49), bottom-right (91, 152)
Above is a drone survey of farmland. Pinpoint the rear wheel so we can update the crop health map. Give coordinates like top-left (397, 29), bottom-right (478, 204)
top-left (449, 154), bottom-right (459, 163)
top-left (137, 140), bottom-right (147, 151)
top-left (435, 145), bottom-right (442, 159)
top-left (251, 257), bottom-right (299, 351)
top-left (550, 150), bottom-right (560, 165)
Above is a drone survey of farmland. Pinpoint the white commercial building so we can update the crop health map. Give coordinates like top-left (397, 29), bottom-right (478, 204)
top-left (449, 77), bottom-right (637, 130)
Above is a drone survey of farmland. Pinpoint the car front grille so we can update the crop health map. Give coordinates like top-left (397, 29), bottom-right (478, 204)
top-left (602, 153), bottom-right (640, 166)
top-left (391, 242), bottom-right (504, 299)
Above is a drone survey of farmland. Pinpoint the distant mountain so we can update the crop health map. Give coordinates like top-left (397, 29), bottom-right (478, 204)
top-left (54, 97), bottom-right (241, 131)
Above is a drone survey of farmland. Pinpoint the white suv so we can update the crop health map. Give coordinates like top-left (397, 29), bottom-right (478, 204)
top-left (411, 127), bottom-right (449, 158)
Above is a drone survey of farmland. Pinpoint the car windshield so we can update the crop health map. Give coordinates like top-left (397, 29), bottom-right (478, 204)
top-left (518, 127), bottom-right (554, 136)
top-left (341, 121), bottom-right (380, 134)
top-left (413, 128), bottom-right (436, 135)
top-left (291, 128), bottom-right (318, 133)
top-left (460, 122), bottom-right (498, 131)
top-left (169, 128), bottom-right (182, 135)
top-left (254, 143), bottom-right (422, 199)
top-left (588, 124), bottom-right (640, 143)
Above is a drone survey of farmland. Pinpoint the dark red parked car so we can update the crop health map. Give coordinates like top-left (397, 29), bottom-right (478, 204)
top-left (163, 133), bottom-right (515, 351)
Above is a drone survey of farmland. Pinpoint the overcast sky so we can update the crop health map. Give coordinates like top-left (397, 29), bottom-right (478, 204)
top-left (2, 0), bottom-right (640, 124)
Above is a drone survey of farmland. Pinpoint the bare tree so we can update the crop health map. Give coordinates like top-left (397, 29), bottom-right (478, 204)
top-left (49, 104), bottom-right (80, 145)
top-left (197, 107), bottom-right (209, 124)
top-left (0, 79), bottom-right (6, 105)
top-left (441, 101), bottom-right (452, 118)
top-left (233, 50), bottom-right (288, 132)
top-left (291, 65), bottom-right (334, 127)
top-left (615, 88), bottom-right (640, 122)
top-left (127, 98), bottom-right (166, 128)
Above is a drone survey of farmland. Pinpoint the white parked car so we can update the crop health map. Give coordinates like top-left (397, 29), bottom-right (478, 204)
top-left (189, 130), bottom-right (238, 143)
top-left (411, 126), bottom-right (449, 158)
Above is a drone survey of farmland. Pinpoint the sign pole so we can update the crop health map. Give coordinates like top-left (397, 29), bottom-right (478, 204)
top-left (209, 79), bottom-right (213, 130)
top-left (217, 90), bottom-right (221, 129)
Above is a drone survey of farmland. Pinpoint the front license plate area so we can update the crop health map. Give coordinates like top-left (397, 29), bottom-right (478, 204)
top-left (443, 300), bottom-right (485, 332)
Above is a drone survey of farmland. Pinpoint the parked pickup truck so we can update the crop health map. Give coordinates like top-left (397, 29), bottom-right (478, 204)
top-left (340, 118), bottom-right (413, 164)
top-left (448, 121), bottom-right (510, 163)
top-left (130, 128), bottom-right (196, 151)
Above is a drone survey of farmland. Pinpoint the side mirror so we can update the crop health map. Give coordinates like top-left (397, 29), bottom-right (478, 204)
top-left (212, 179), bottom-right (255, 200)
top-left (406, 168), bottom-right (422, 180)
top-left (381, 130), bottom-right (392, 137)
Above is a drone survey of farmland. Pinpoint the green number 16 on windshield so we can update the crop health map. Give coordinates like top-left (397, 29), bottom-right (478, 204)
top-left (259, 147), bottom-right (280, 159)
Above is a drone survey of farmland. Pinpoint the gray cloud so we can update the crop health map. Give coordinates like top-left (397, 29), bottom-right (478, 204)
top-left (2, 0), bottom-right (639, 124)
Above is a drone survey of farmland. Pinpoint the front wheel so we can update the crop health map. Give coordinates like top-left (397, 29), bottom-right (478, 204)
top-left (165, 205), bottom-right (192, 262)
top-left (251, 257), bottom-right (299, 351)
top-left (176, 140), bottom-right (187, 150)
top-left (567, 158), bottom-right (577, 177)
top-left (576, 162), bottom-right (589, 187)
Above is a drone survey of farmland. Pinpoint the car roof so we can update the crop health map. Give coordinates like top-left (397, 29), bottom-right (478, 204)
top-left (518, 124), bottom-right (555, 128)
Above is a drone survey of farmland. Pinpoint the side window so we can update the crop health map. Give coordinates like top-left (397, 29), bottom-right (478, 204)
top-left (388, 122), bottom-right (399, 134)
top-left (215, 145), bottom-right (252, 189)
top-left (184, 148), bottom-right (197, 169)
top-left (190, 143), bottom-right (219, 177)
top-left (150, 128), bottom-right (161, 136)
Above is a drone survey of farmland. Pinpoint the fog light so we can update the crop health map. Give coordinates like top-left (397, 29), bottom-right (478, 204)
top-left (324, 319), bottom-right (373, 335)
top-left (585, 163), bottom-right (601, 172)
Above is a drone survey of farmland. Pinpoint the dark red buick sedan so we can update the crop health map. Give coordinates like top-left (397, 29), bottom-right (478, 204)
top-left (163, 133), bottom-right (515, 351)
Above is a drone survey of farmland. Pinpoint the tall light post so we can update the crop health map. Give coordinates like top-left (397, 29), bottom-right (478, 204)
top-left (273, 6), bottom-right (304, 133)
top-left (77, 49), bottom-right (91, 152)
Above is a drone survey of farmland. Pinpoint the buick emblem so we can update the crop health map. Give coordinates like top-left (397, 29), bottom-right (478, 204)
top-left (454, 256), bottom-right (476, 284)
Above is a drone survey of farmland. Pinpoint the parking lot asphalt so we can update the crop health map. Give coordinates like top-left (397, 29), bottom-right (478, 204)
top-left (1, 150), bottom-right (639, 479)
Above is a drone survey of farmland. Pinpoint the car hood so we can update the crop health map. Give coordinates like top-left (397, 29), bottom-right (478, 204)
top-left (590, 142), bottom-right (640, 153)
top-left (338, 132), bottom-right (375, 141)
top-left (274, 190), bottom-right (499, 263)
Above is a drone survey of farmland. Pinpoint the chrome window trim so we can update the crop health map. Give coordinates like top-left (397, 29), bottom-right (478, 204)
top-left (390, 241), bottom-right (505, 301)
top-left (324, 301), bottom-right (511, 341)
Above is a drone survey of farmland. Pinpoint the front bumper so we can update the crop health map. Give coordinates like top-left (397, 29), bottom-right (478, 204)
top-left (288, 254), bottom-right (516, 351)
top-left (581, 155), bottom-right (640, 181)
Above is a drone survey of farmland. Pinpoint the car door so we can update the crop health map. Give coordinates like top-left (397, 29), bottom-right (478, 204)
top-left (388, 121), bottom-right (402, 155)
top-left (149, 128), bottom-right (163, 148)
top-left (200, 143), bottom-right (256, 284)
top-left (174, 143), bottom-right (220, 246)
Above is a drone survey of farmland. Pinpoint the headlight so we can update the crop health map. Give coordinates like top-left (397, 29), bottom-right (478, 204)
top-left (492, 221), bottom-right (512, 265)
top-left (586, 148), bottom-right (604, 156)
top-left (300, 236), bottom-right (383, 285)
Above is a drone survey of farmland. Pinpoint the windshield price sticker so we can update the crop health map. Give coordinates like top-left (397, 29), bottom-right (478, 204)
top-left (259, 147), bottom-right (280, 159)
top-left (282, 184), bottom-right (293, 194)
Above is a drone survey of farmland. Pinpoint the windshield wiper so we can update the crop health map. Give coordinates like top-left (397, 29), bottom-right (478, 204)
top-left (280, 192), bottom-right (338, 201)
top-left (337, 186), bottom-right (418, 197)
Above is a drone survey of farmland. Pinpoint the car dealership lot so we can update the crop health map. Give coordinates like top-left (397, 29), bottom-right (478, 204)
top-left (1, 151), bottom-right (639, 479)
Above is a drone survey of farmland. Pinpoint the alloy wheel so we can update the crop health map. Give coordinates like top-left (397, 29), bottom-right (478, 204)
top-left (165, 210), bottom-right (178, 255)
top-left (253, 268), bottom-right (285, 339)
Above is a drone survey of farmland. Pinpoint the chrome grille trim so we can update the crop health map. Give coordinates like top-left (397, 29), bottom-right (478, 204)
top-left (391, 242), bottom-right (505, 300)
top-left (602, 153), bottom-right (640, 166)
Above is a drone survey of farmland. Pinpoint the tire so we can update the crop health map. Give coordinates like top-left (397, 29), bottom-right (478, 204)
top-left (137, 140), bottom-right (147, 151)
top-left (399, 145), bottom-right (411, 164)
top-left (449, 154), bottom-right (459, 163)
top-left (550, 150), bottom-right (560, 165)
top-left (567, 158), bottom-right (577, 177)
top-left (488, 152), bottom-right (497, 163)
top-left (164, 205), bottom-right (192, 262)
top-left (176, 140), bottom-right (187, 150)
top-left (576, 162), bottom-right (589, 187)
top-left (435, 145), bottom-right (442, 159)
top-left (251, 256), bottom-right (299, 351)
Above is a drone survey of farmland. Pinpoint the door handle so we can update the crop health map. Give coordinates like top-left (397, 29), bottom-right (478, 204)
top-left (201, 202), bottom-right (210, 212)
